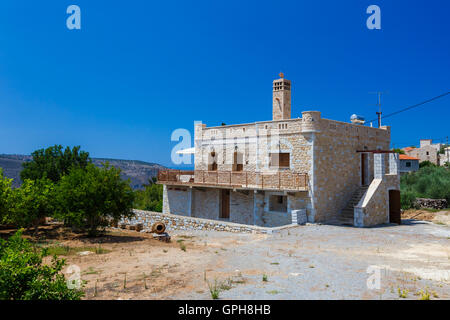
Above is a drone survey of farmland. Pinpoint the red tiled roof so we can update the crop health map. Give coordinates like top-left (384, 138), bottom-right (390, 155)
top-left (399, 154), bottom-right (419, 160)
top-left (403, 147), bottom-right (415, 152)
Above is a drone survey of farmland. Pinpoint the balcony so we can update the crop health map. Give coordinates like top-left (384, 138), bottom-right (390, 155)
top-left (157, 170), bottom-right (308, 191)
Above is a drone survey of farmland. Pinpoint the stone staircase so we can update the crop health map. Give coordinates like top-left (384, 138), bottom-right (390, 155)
top-left (334, 186), bottom-right (369, 226)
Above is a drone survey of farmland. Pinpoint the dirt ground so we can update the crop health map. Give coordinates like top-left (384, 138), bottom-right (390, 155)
top-left (402, 209), bottom-right (450, 226)
top-left (2, 217), bottom-right (449, 300)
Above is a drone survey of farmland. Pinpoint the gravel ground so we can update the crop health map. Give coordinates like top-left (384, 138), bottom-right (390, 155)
top-left (171, 220), bottom-right (450, 300)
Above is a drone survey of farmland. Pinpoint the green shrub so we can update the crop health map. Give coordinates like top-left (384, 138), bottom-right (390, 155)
top-left (400, 166), bottom-right (450, 209)
top-left (0, 169), bottom-right (13, 224)
top-left (400, 190), bottom-right (417, 209)
top-left (134, 179), bottom-right (163, 212)
top-left (9, 178), bottom-right (56, 233)
top-left (56, 163), bottom-right (135, 236)
top-left (419, 161), bottom-right (436, 169)
top-left (0, 230), bottom-right (84, 300)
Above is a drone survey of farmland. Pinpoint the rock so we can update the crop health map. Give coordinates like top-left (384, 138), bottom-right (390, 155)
top-left (78, 251), bottom-right (93, 256)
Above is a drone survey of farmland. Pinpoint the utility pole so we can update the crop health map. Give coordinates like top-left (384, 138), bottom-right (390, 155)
top-left (369, 91), bottom-right (387, 128)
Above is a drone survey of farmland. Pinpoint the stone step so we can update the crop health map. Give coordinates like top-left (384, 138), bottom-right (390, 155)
top-left (338, 219), bottom-right (354, 226)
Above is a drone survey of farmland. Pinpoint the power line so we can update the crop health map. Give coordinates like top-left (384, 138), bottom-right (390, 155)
top-left (367, 91), bottom-right (450, 123)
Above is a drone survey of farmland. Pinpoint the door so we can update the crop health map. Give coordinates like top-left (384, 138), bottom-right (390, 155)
top-left (220, 189), bottom-right (230, 219)
top-left (361, 153), bottom-right (368, 185)
top-left (389, 190), bottom-right (401, 224)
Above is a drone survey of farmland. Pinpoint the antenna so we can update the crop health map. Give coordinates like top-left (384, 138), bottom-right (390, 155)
top-left (369, 91), bottom-right (388, 128)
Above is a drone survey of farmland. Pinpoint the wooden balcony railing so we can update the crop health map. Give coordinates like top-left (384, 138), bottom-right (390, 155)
top-left (157, 169), bottom-right (308, 191)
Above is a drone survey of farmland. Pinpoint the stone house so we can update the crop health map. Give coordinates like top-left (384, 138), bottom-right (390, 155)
top-left (440, 147), bottom-right (450, 166)
top-left (399, 154), bottom-right (419, 174)
top-left (403, 139), bottom-right (440, 165)
top-left (158, 74), bottom-right (401, 227)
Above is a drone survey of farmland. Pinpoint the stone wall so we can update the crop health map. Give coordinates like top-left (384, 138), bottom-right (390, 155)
top-left (164, 186), bottom-right (310, 228)
top-left (192, 188), bottom-right (220, 219)
top-left (119, 209), bottom-right (287, 234)
top-left (162, 185), bottom-right (190, 216)
top-left (414, 198), bottom-right (448, 210)
top-left (195, 119), bottom-right (310, 176)
top-left (313, 119), bottom-right (391, 222)
top-left (230, 190), bottom-right (254, 225)
top-left (355, 174), bottom-right (399, 227)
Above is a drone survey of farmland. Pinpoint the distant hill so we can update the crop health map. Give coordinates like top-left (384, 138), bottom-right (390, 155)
top-left (0, 154), bottom-right (167, 190)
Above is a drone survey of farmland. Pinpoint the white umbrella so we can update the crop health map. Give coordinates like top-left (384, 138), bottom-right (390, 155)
top-left (176, 147), bottom-right (195, 155)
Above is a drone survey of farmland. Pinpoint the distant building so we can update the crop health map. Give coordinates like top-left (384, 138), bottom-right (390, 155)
top-left (399, 154), bottom-right (419, 174)
top-left (440, 147), bottom-right (450, 166)
top-left (402, 139), bottom-right (440, 165)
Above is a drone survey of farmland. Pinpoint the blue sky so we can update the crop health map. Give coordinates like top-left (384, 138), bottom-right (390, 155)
top-left (0, 1), bottom-right (449, 167)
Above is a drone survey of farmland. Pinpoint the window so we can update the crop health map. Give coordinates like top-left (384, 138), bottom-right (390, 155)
top-left (406, 162), bottom-right (411, 168)
top-left (269, 195), bottom-right (287, 212)
top-left (269, 153), bottom-right (290, 168)
top-left (233, 151), bottom-right (243, 171)
top-left (426, 152), bottom-right (429, 155)
top-left (208, 151), bottom-right (217, 171)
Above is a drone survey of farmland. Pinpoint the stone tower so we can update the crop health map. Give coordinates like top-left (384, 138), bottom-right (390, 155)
top-left (272, 72), bottom-right (291, 120)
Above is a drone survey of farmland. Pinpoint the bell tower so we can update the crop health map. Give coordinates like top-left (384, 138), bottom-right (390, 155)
top-left (272, 72), bottom-right (291, 120)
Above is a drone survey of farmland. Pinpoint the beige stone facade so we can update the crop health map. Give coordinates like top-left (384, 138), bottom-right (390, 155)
top-left (403, 139), bottom-right (442, 165)
top-left (160, 75), bottom-right (400, 228)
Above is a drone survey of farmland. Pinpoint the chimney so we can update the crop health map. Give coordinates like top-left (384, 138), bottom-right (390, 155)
top-left (272, 72), bottom-right (291, 120)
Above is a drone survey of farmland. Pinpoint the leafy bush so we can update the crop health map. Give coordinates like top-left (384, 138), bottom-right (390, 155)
top-left (0, 230), bottom-right (84, 300)
top-left (134, 178), bottom-right (163, 212)
top-left (21, 145), bottom-right (90, 183)
top-left (10, 178), bottom-right (56, 233)
top-left (419, 160), bottom-right (436, 168)
top-left (400, 190), bottom-right (417, 209)
top-left (392, 148), bottom-right (405, 154)
top-left (0, 169), bottom-right (13, 224)
top-left (56, 163), bottom-right (135, 236)
top-left (400, 166), bottom-right (450, 209)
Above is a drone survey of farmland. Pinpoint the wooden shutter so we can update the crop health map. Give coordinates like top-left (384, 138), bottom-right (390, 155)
top-left (279, 153), bottom-right (290, 167)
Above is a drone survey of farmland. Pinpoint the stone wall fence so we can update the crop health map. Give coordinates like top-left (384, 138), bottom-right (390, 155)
top-left (414, 198), bottom-right (448, 210)
top-left (117, 209), bottom-right (301, 234)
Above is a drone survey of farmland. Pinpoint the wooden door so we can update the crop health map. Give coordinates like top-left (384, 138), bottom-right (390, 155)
top-left (220, 189), bottom-right (230, 219)
top-left (361, 153), bottom-right (368, 185)
top-left (389, 190), bottom-right (401, 224)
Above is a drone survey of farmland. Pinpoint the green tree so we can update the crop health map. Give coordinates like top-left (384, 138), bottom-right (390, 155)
top-left (0, 169), bottom-right (13, 224)
top-left (392, 148), bottom-right (405, 154)
top-left (21, 145), bottom-right (90, 183)
top-left (134, 182), bottom-right (163, 212)
top-left (10, 178), bottom-right (56, 234)
top-left (0, 230), bottom-right (84, 300)
top-left (56, 163), bottom-right (135, 236)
